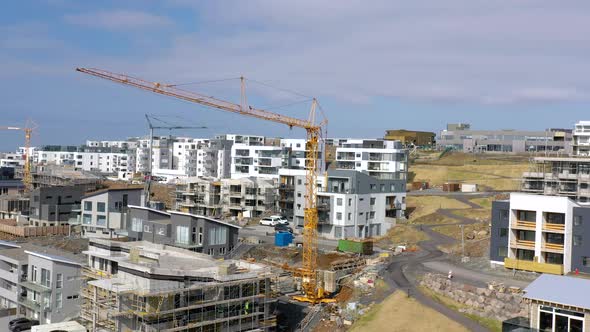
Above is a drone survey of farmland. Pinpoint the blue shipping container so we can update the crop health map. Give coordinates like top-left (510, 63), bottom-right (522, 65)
top-left (275, 232), bottom-right (293, 247)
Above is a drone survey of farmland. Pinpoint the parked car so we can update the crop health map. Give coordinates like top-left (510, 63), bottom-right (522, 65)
top-left (274, 224), bottom-right (293, 233)
top-left (260, 216), bottom-right (281, 226)
top-left (9, 318), bottom-right (39, 332)
top-left (8, 318), bottom-right (28, 328)
top-left (269, 215), bottom-right (289, 225)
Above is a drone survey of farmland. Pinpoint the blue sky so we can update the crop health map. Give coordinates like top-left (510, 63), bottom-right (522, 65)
top-left (1, 1), bottom-right (589, 150)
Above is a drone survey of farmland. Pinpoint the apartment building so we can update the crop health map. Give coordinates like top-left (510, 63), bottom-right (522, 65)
top-left (217, 134), bottom-right (265, 146)
top-left (135, 136), bottom-right (174, 174)
top-left (175, 177), bottom-right (222, 217)
top-left (34, 146), bottom-right (133, 174)
top-left (172, 137), bottom-right (210, 176)
top-left (29, 185), bottom-right (86, 226)
top-left (0, 152), bottom-right (25, 168)
top-left (80, 188), bottom-right (143, 239)
top-left (222, 177), bottom-right (277, 218)
top-left (438, 124), bottom-right (572, 153)
top-left (230, 144), bottom-right (283, 179)
top-left (279, 169), bottom-right (406, 239)
top-left (0, 241), bottom-right (83, 325)
top-left (490, 193), bottom-right (590, 275)
top-left (85, 139), bottom-right (139, 150)
top-left (335, 139), bottom-right (408, 180)
top-left (0, 167), bottom-right (24, 195)
top-left (573, 121), bottom-right (590, 157)
top-left (81, 240), bottom-right (275, 331)
top-left (0, 195), bottom-right (29, 219)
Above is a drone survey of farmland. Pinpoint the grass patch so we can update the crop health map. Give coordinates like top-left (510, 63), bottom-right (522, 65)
top-left (406, 196), bottom-right (471, 220)
top-left (419, 286), bottom-right (502, 332)
top-left (470, 196), bottom-right (495, 209)
top-left (450, 209), bottom-right (491, 221)
top-left (350, 290), bottom-right (469, 332)
top-left (381, 224), bottom-right (429, 247)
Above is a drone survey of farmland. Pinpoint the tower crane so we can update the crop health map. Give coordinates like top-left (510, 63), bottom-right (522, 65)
top-left (144, 114), bottom-right (207, 206)
top-left (0, 125), bottom-right (34, 190)
top-left (76, 67), bottom-right (329, 303)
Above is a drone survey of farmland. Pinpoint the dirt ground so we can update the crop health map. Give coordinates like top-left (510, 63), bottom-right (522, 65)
top-left (376, 223), bottom-right (428, 249)
top-left (349, 290), bottom-right (469, 332)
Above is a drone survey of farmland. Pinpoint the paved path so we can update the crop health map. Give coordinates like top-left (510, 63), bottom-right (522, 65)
top-left (381, 193), bottom-right (526, 331)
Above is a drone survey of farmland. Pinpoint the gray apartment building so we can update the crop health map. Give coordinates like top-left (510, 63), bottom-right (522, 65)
top-left (29, 185), bottom-right (86, 226)
top-left (80, 187), bottom-right (143, 239)
top-left (127, 205), bottom-right (240, 257)
top-left (438, 123), bottom-right (572, 153)
top-left (0, 241), bottom-right (83, 325)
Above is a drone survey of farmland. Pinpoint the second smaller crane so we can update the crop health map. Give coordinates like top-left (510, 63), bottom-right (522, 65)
top-left (144, 114), bottom-right (207, 205)
top-left (1, 124), bottom-right (35, 190)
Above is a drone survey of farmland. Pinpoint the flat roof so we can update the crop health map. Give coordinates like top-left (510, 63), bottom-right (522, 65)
top-left (534, 157), bottom-right (590, 162)
top-left (523, 274), bottom-right (590, 309)
top-left (168, 211), bottom-right (241, 229)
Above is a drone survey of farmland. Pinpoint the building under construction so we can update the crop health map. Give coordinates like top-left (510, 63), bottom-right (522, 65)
top-left (81, 239), bottom-right (276, 332)
top-left (521, 157), bottom-right (590, 203)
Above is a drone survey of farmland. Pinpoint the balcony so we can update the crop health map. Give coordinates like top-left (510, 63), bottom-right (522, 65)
top-left (504, 257), bottom-right (563, 275)
top-left (82, 267), bottom-right (111, 280)
top-left (543, 223), bottom-right (565, 233)
top-left (542, 242), bottom-right (564, 252)
top-left (512, 220), bottom-right (536, 230)
top-left (510, 239), bottom-right (535, 249)
top-left (18, 296), bottom-right (41, 310)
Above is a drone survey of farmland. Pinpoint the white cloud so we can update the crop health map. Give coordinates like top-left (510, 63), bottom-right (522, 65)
top-left (64, 10), bottom-right (172, 30)
top-left (135, 0), bottom-right (590, 104)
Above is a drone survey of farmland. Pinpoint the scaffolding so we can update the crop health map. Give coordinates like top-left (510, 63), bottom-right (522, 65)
top-left (82, 271), bottom-right (277, 332)
top-left (522, 157), bottom-right (590, 203)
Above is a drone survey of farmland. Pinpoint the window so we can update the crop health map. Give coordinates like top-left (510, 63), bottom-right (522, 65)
top-left (97, 215), bottom-right (106, 226)
top-left (297, 192), bottom-right (302, 198)
top-left (380, 184), bottom-right (385, 192)
top-left (32, 265), bottom-right (37, 282)
top-left (131, 218), bottom-right (143, 232)
top-left (574, 215), bottom-right (582, 226)
top-left (176, 225), bottom-right (189, 245)
top-left (583, 257), bottom-right (590, 267)
top-left (499, 228), bottom-right (508, 237)
top-left (369, 211), bottom-right (375, 219)
top-left (517, 210), bottom-right (536, 222)
top-left (41, 268), bottom-right (51, 287)
top-left (82, 214), bottom-right (92, 225)
top-left (198, 227), bottom-right (203, 245)
top-left (500, 209), bottom-right (509, 220)
top-left (97, 202), bottom-right (106, 212)
top-left (209, 226), bottom-right (227, 245)
top-left (348, 198), bottom-right (352, 206)
top-left (390, 184), bottom-right (396, 191)
top-left (498, 247), bottom-right (507, 258)
top-left (574, 235), bottom-right (582, 246)
top-left (157, 227), bottom-right (166, 236)
top-left (144, 224), bottom-right (151, 233)
top-left (56, 273), bottom-right (63, 289)
top-left (84, 201), bottom-right (92, 211)
top-left (56, 291), bottom-right (62, 309)
top-left (370, 198), bottom-right (376, 206)
top-left (370, 184), bottom-right (376, 190)
top-left (336, 212), bottom-right (342, 220)
top-left (348, 213), bottom-right (352, 221)
top-left (337, 198), bottom-right (343, 206)
top-left (66, 295), bottom-right (79, 300)
top-left (297, 179), bottom-right (302, 185)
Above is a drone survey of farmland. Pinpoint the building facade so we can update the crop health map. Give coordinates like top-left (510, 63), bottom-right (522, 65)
top-left (490, 193), bottom-right (590, 275)
top-left (29, 185), bottom-right (86, 226)
top-left (0, 241), bottom-right (83, 325)
top-left (80, 188), bottom-right (143, 239)
top-left (438, 124), bottom-right (572, 153)
top-left (127, 206), bottom-right (240, 257)
top-left (335, 139), bottom-right (408, 180)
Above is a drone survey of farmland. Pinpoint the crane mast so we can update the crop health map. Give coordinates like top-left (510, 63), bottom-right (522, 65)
top-left (1, 126), bottom-right (33, 191)
top-left (77, 68), bottom-right (328, 302)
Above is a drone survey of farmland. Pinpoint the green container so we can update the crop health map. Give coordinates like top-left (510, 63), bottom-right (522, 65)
top-left (337, 239), bottom-right (373, 255)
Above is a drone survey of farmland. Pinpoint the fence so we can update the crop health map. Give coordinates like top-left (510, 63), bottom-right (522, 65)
top-left (0, 224), bottom-right (70, 237)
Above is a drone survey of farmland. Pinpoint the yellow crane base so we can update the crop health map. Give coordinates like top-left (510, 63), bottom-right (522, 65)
top-left (292, 295), bottom-right (337, 304)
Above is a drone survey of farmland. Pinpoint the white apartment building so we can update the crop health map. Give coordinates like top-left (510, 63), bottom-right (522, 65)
top-left (573, 121), bottom-right (590, 157)
top-left (0, 153), bottom-right (24, 168)
top-left (135, 136), bottom-right (174, 174)
top-left (85, 139), bottom-right (139, 150)
top-left (490, 193), bottom-right (590, 275)
top-left (216, 134), bottom-right (264, 146)
top-left (231, 144), bottom-right (283, 179)
top-left (34, 150), bottom-right (133, 174)
top-left (335, 139), bottom-right (408, 180)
